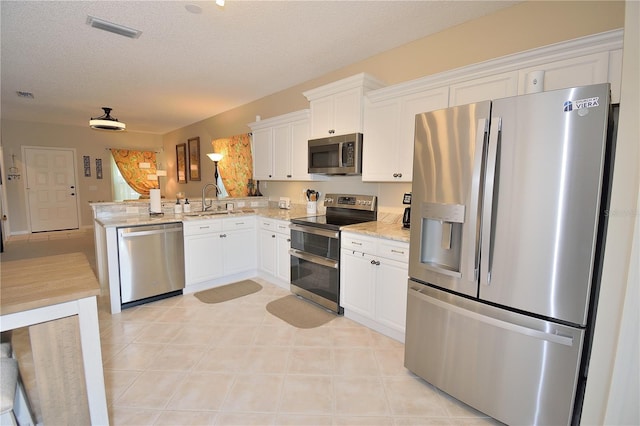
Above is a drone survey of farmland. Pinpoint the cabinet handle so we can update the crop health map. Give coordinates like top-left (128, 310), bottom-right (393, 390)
top-left (370, 259), bottom-right (380, 266)
top-left (287, 239), bottom-right (291, 242)
top-left (272, 234), bottom-right (276, 238)
top-left (397, 173), bottom-right (402, 178)
top-left (350, 241), bottom-right (362, 246)
top-left (287, 175), bottom-right (292, 178)
top-left (220, 233), bottom-right (227, 238)
top-left (390, 249), bottom-right (405, 255)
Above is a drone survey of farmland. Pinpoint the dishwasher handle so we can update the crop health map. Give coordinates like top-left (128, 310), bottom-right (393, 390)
top-left (119, 225), bottom-right (183, 238)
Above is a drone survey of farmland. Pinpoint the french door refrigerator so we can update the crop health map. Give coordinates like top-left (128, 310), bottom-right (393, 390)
top-left (404, 83), bottom-right (614, 425)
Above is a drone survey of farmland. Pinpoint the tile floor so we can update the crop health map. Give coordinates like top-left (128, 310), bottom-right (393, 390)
top-left (6, 232), bottom-right (501, 425)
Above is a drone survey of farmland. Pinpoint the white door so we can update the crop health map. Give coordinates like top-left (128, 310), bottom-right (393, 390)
top-left (24, 147), bottom-right (79, 232)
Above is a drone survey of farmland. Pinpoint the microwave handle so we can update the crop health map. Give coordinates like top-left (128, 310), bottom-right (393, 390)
top-left (338, 142), bottom-right (344, 168)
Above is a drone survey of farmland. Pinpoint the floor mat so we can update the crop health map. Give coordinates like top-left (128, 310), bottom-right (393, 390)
top-left (194, 280), bottom-right (262, 304)
top-left (266, 295), bottom-right (336, 329)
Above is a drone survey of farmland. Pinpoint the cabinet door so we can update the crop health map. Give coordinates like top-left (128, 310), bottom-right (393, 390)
top-left (290, 119), bottom-right (312, 180)
top-left (259, 228), bottom-right (277, 275)
top-left (449, 71), bottom-right (518, 106)
top-left (340, 250), bottom-right (375, 318)
top-left (397, 88), bottom-right (449, 181)
top-left (375, 257), bottom-right (409, 333)
top-left (272, 124), bottom-right (292, 180)
top-left (275, 232), bottom-right (291, 283)
top-left (333, 87), bottom-right (363, 135)
top-left (253, 128), bottom-right (273, 180)
top-left (362, 98), bottom-right (401, 182)
top-left (185, 233), bottom-right (224, 286)
top-left (517, 52), bottom-right (609, 95)
top-left (310, 96), bottom-right (334, 138)
top-left (223, 227), bottom-right (256, 275)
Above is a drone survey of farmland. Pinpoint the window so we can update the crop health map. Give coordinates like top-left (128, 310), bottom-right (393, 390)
top-left (110, 155), bottom-right (140, 201)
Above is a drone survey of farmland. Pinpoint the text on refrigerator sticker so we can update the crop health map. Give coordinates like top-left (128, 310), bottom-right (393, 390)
top-left (563, 97), bottom-right (600, 112)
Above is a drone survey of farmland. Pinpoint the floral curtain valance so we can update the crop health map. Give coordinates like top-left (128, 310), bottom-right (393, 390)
top-left (211, 133), bottom-right (253, 197)
top-left (110, 149), bottom-right (157, 196)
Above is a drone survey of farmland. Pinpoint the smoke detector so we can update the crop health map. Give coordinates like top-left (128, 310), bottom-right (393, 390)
top-left (90, 107), bottom-right (126, 131)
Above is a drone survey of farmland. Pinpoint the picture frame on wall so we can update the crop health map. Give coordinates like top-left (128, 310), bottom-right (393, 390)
top-left (188, 137), bottom-right (201, 181)
top-left (176, 143), bottom-right (188, 184)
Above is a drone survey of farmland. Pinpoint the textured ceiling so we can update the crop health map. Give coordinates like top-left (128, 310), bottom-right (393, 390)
top-left (1, 1), bottom-right (517, 134)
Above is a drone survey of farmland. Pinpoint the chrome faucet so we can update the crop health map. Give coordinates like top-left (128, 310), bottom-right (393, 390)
top-left (201, 183), bottom-right (219, 211)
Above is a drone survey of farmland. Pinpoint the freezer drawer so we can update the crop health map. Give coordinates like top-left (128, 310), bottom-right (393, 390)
top-left (404, 280), bottom-right (585, 426)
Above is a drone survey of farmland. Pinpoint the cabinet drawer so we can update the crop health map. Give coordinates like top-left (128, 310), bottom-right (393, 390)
top-left (274, 220), bottom-right (290, 235)
top-left (378, 240), bottom-right (409, 263)
top-left (223, 216), bottom-right (255, 231)
top-left (183, 219), bottom-right (222, 236)
top-left (259, 218), bottom-right (275, 231)
top-left (341, 233), bottom-right (376, 253)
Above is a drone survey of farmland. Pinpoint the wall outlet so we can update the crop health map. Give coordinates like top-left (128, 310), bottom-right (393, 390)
top-left (250, 201), bottom-right (259, 207)
top-left (237, 201), bottom-right (245, 207)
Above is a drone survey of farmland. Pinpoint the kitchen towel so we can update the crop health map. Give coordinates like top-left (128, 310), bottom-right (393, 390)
top-left (149, 189), bottom-right (162, 213)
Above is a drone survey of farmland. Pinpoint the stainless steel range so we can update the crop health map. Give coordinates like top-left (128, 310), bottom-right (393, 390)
top-left (289, 194), bottom-right (377, 313)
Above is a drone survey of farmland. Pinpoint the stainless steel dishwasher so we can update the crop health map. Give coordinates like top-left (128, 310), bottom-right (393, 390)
top-left (117, 222), bottom-right (185, 308)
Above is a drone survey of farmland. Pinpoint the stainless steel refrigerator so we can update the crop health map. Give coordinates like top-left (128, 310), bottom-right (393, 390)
top-left (404, 83), bottom-right (615, 425)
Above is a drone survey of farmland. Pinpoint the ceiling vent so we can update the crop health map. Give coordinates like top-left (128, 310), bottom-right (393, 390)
top-left (86, 15), bottom-right (142, 39)
top-left (90, 107), bottom-right (126, 131)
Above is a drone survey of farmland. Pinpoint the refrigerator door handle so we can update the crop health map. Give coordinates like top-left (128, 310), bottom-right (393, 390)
top-left (481, 117), bottom-right (502, 286)
top-left (466, 118), bottom-right (489, 282)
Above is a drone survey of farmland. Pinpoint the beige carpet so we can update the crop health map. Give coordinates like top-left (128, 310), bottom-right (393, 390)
top-left (266, 295), bottom-right (336, 329)
top-left (194, 280), bottom-right (262, 304)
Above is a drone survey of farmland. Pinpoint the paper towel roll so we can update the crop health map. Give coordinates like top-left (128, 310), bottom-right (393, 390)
top-left (150, 189), bottom-right (162, 213)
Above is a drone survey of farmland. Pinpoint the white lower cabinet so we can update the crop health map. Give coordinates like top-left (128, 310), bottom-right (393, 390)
top-left (183, 216), bottom-right (256, 288)
top-left (258, 218), bottom-right (291, 288)
top-left (222, 217), bottom-right (257, 275)
top-left (340, 232), bottom-right (409, 342)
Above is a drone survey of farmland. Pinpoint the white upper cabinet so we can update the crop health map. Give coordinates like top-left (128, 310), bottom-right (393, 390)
top-left (304, 73), bottom-right (385, 139)
top-left (251, 128), bottom-right (273, 180)
top-left (363, 86), bottom-right (448, 182)
top-left (249, 110), bottom-right (317, 181)
top-left (517, 51), bottom-right (610, 96)
top-left (449, 71), bottom-right (519, 106)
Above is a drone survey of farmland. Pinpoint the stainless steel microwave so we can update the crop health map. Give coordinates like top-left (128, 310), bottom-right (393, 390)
top-left (308, 133), bottom-right (363, 175)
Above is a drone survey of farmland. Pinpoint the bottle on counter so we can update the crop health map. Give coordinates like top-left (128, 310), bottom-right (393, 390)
top-left (183, 199), bottom-right (191, 213)
top-left (174, 199), bottom-right (182, 214)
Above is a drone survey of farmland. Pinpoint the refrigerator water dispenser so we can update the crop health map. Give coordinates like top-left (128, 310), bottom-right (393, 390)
top-left (419, 203), bottom-right (465, 276)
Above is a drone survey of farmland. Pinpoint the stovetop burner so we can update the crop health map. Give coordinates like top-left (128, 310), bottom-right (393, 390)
top-left (290, 194), bottom-right (377, 230)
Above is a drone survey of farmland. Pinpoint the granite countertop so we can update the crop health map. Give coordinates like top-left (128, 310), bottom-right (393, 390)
top-left (95, 206), bottom-right (314, 228)
top-left (341, 221), bottom-right (410, 243)
top-left (95, 205), bottom-right (409, 242)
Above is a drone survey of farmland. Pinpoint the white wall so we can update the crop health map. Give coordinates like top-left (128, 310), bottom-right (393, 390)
top-left (581, 1), bottom-right (640, 424)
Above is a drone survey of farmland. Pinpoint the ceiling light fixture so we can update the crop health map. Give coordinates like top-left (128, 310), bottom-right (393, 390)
top-left (86, 15), bottom-right (142, 39)
top-left (90, 107), bottom-right (126, 131)
top-left (215, 0), bottom-right (225, 7)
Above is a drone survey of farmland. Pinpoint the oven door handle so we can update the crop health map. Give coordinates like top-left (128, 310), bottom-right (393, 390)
top-left (290, 224), bottom-right (339, 239)
top-left (289, 249), bottom-right (338, 269)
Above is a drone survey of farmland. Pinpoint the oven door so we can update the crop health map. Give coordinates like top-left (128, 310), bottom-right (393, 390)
top-left (290, 249), bottom-right (340, 312)
top-left (289, 224), bottom-right (341, 313)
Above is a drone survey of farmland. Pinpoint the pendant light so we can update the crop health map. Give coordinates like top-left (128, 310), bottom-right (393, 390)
top-left (90, 107), bottom-right (126, 131)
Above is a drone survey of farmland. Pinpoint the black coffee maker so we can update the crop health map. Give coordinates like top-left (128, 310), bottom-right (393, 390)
top-left (402, 193), bottom-right (411, 229)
